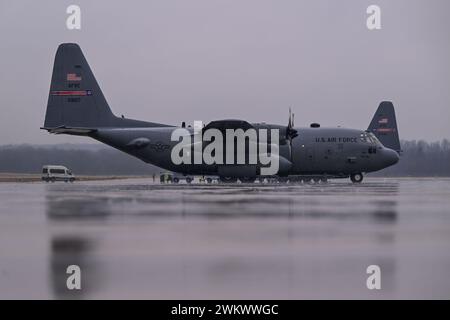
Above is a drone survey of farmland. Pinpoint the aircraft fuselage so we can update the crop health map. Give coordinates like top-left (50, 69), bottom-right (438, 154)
top-left (90, 124), bottom-right (399, 179)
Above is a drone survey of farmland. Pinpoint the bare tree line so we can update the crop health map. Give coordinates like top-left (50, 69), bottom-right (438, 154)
top-left (0, 140), bottom-right (449, 176)
top-left (370, 139), bottom-right (450, 177)
top-left (0, 144), bottom-right (159, 175)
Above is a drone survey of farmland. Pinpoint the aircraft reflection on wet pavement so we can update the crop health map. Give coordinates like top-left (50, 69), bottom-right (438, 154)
top-left (42, 179), bottom-right (401, 299)
top-left (2, 178), bottom-right (450, 299)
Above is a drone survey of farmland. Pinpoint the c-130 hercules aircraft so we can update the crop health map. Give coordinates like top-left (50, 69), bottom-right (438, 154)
top-left (42, 44), bottom-right (400, 183)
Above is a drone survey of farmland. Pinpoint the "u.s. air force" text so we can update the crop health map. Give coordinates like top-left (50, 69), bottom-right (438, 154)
top-left (315, 137), bottom-right (358, 143)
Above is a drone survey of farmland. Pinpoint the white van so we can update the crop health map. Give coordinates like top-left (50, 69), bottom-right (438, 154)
top-left (42, 165), bottom-right (75, 182)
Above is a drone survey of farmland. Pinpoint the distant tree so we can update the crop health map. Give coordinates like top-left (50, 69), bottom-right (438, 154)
top-left (0, 144), bottom-right (160, 175)
top-left (371, 139), bottom-right (450, 177)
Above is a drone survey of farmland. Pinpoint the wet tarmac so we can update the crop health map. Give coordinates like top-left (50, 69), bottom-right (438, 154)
top-left (1, 178), bottom-right (450, 299)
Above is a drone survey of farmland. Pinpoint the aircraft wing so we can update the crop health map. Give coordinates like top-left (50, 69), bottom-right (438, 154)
top-left (203, 119), bottom-right (254, 132)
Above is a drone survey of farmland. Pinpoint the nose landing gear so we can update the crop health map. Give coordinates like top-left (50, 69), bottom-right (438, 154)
top-left (350, 173), bottom-right (363, 183)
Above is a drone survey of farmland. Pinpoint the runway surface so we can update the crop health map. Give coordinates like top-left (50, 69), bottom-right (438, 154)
top-left (0, 178), bottom-right (450, 299)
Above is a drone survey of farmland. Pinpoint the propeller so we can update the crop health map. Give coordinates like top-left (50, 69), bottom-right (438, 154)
top-left (286, 107), bottom-right (298, 140)
top-left (283, 108), bottom-right (298, 163)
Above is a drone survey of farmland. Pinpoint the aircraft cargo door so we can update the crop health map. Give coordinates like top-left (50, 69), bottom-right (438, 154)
top-left (334, 143), bottom-right (346, 172)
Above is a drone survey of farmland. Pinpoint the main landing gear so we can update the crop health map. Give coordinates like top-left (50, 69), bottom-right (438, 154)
top-left (219, 176), bottom-right (238, 183)
top-left (350, 173), bottom-right (363, 183)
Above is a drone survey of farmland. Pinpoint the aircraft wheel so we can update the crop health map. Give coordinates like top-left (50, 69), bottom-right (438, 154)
top-left (320, 177), bottom-right (328, 183)
top-left (350, 173), bottom-right (363, 183)
top-left (313, 178), bottom-right (320, 183)
top-left (206, 178), bottom-right (212, 184)
top-left (173, 177), bottom-right (179, 184)
top-left (290, 177), bottom-right (300, 183)
top-left (219, 176), bottom-right (238, 183)
top-left (186, 177), bottom-right (192, 184)
top-left (240, 177), bottom-right (256, 183)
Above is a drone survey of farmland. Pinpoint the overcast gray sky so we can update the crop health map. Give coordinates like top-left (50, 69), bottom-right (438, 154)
top-left (0, 0), bottom-right (449, 144)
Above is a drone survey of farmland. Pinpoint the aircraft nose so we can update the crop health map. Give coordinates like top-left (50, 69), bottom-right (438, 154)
top-left (383, 148), bottom-right (400, 166)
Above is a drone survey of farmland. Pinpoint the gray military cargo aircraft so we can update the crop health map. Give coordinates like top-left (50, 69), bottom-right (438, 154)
top-left (42, 44), bottom-right (400, 183)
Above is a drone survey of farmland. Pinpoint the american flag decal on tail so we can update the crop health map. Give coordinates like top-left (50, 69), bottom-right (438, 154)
top-left (67, 73), bottom-right (82, 81)
top-left (378, 118), bottom-right (388, 124)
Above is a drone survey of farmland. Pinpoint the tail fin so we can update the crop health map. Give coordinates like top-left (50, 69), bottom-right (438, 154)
top-left (43, 43), bottom-right (166, 132)
top-left (368, 101), bottom-right (401, 152)
top-left (43, 43), bottom-right (117, 129)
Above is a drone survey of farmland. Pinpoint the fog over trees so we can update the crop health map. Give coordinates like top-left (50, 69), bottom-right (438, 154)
top-left (0, 144), bottom-right (159, 175)
top-left (0, 140), bottom-right (449, 176)
top-left (370, 139), bottom-right (450, 177)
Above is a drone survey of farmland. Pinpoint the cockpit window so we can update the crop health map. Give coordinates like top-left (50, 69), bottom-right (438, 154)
top-left (367, 132), bottom-right (382, 146)
top-left (360, 133), bottom-right (369, 143)
top-left (361, 132), bottom-right (382, 146)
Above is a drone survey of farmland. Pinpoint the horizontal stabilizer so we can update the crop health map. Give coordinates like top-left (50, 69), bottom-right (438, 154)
top-left (40, 126), bottom-right (97, 135)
